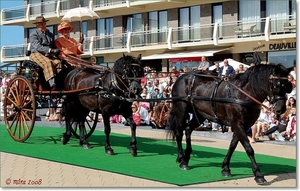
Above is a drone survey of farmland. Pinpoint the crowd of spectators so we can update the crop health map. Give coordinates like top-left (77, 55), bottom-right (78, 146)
top-left (0, 57), bottom-right (296, 143)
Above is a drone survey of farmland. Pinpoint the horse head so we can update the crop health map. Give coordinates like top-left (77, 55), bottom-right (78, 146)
top-left (113, 53), bottom-right (144, 97)
top-left (268, 64), bottom-right (293, 117)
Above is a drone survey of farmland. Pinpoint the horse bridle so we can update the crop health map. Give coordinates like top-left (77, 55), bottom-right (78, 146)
top-left (268, 74), bottom-right (289, 106)
top-left (111, 62), bottom-right (143, 97)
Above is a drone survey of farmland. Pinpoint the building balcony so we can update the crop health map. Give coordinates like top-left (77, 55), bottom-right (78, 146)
top-left (1, 15), bottom-right (296, 63)
top-left (0, 0), bottom-right (227, 26)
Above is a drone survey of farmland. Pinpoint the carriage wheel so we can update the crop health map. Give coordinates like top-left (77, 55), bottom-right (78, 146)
top-left (3, 76), bottom-right (36, 142)
top-left (69, 112), bottom-right (99, 139)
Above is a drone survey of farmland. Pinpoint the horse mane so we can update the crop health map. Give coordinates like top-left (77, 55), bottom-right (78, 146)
top-left (113, 54), bottom-right (140, 75)
top-left (233, 64), bottom-right (288, 98)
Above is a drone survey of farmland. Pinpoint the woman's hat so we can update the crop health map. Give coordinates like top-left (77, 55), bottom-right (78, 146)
top-left (33, 15), bottom-right (49, 24)
top-left (57, 21), bottom-right (74, 33)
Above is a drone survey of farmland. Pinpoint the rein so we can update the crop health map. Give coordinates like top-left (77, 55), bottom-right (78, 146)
top-left (193, 73), bottom-right (271, 110)
top-left (63, 53), bottom-right (141, 97)
top-left (225, 80), bottom-right (270, 110)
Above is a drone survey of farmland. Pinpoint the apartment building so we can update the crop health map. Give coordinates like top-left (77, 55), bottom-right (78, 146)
top-left (0, 0), bottom-right (297, 72)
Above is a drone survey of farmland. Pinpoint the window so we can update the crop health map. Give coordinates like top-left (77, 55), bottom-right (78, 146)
top-left (213, 4), bottom-right (222, 37)
top-left (81, 21), bottom-right (88, 51)
top-left (124, 14), bottom-right (143, 32)
top-left (239, 0), bottom-right (261, 33)
top-left (239, 0), bottom-right (261, 22)
top-left (96, 18), bottom-right (113, 49)
top-left (29, 0), bottom-right (55, 16)
top-left (268, 50), bottom-right (296, 68)
top-left (148, 10), bottom-right (167, 43)
top-left (123, 14), bottom-right (143, 46)
top-left (266, 0), bottom-right (289, 32)
top-left (291, 0), bottom-right (296, 17)
top-left (179, 6), bottom-right (200, 41)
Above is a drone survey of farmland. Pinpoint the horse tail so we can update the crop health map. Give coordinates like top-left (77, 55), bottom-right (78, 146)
top-left (166, 109), bottom-right (177, 141)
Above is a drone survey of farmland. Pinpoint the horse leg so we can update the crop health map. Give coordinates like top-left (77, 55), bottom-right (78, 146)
top-left (221, 132), bottom-right (239, 177)
top-left (127, 116), bottom-right (137, 156)
top-left (236, 128), bottom-right (267, 185)
top-left (102, 114), bottom-right (114, 155)
top-left (175, 127), bottom-right (185, 166)
top-left (62, 115), bottom-right (72, 145)
top-left (179, 126), bottom-right (193, 170)
top-left (179, 115), bottom-right (201, 170)
top-left (222, 128), bottom-right (267, 185)
top-left (79, 119), bottom-right (91, 149)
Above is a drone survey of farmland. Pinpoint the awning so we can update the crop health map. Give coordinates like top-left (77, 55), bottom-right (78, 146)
top-left (141, 48), bottom-right (231, 60)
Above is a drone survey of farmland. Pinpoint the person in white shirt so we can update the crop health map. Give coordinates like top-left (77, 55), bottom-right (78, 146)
top-left (133, 101), bottom-right (150, 125)
top-left (218, 59), bottom-right (235, 77)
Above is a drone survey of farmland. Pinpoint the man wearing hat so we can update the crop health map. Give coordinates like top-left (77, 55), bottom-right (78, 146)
top-left (29, 15), bottom-right (61, 89)
top-left (55, 21), bottom-right (84, 66)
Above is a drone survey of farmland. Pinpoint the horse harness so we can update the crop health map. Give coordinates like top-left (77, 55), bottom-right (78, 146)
top-left (186, 73), bottom-right (287, 133)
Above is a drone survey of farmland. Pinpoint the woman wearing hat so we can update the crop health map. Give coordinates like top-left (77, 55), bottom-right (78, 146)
top-left (55, 22), bottom-right (84, 66)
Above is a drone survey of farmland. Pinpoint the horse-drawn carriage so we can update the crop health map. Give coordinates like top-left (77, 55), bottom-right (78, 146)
top-left (2, 53), bottom-right (144, 150)
top-left (2, 54), bottom-right (294, 185)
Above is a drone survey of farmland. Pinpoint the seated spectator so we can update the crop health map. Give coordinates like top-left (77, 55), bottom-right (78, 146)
top-left (131, 101), bottom-right (150, 126)
top-left (255, 99), bottom-right (271, 138)
top-left (247, 124), bottom-right (258, 143)
top-left (238, 64), bottom-right (247, 73)
top-left (283, 106), bottom-right (296, 141)
top-left (151, 88), bottom-right (162, 99)
top-left (1, 73), bottom-right (10, 94)
top-left (286, 74), bottom-right (296, 100)
top-left (151, 101), bottom-right (171, 129)
top-left (218, 59), bottom-right (235, 77)
top-left (262, 111), bottom-right (289, 141)
top-left (110, 114), bottom-right (122, 123)
top-left (197, 56), bottom-right (210, 71)
top-left (286, 96), bottom-right (296, 114)
top-left (45, 107), bottom-right (60, 122)
top-left (131, 103), bottom-right (141, 126)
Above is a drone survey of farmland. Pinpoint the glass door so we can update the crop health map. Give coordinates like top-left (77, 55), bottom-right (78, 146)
top-left (213, 4), bottom-right (223, 38)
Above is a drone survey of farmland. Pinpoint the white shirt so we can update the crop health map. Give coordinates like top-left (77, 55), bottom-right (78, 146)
top-left (139, 106), bottom-right (150, 125)
top-left (222, 66), bottom-right (228, 76)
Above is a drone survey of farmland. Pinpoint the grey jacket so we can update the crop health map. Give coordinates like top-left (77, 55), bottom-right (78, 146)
top-left (30, 29), bottom-right (56, 55)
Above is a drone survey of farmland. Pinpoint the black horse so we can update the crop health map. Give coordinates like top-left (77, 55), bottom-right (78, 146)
top-left (61, 53), bottom-right (144, 156)
top-left (167, 64), bottom-right (293, 185)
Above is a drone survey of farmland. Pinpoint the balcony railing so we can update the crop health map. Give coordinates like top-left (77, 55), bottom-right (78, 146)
top-left (2, 44), bottom-right (28, 59)
top-left (0, 0), bottom-right (155, 22)
top-left (1, 16), bottom-right (296, 62)
top-left (1, 5), bottom-right (25, 21)
top-left (93, 0), bottom-right (126, 8)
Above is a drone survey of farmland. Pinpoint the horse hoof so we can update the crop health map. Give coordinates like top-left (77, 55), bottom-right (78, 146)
top-left (179, 163), bottom-right (190, 170)
top-left (221, 169), bottom-right (232, 177)
top-left (61, 136), bottom-right (70, 145)
top-left (129, 149), bottom-right (137, 157)
top-left (82, 144), bottom-right (90, 149)
top-left (255, 177), bottom-right (268, 185)
top-left (106, 149), bottom-right (115, 155)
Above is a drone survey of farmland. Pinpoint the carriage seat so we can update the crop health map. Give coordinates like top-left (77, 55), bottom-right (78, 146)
top-left (22, 60), bottom-right (40, 70)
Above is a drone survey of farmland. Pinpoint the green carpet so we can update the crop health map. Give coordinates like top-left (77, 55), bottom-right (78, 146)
top-left (0, 125), bottom-right (296, 186)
